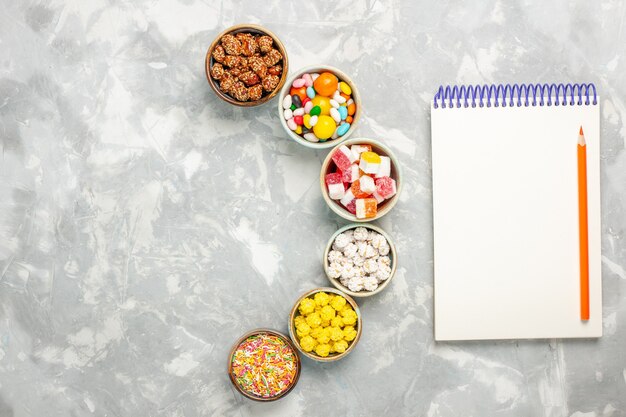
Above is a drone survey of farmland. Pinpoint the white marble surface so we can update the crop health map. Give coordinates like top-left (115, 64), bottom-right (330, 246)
top-left (1, 1), bottom-right (625, 416)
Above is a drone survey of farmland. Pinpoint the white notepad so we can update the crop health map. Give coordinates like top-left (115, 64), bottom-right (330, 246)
top-left (431, 84), bottom-right (602, 341)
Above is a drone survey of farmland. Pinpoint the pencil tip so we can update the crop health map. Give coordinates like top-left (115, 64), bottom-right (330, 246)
top-left (579, 126), bottom-right (584, 136)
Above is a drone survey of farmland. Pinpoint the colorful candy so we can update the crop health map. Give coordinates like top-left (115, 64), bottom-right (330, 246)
top-left (293, 292), bottom-right (358, 357)
top-left (283, 71), bottom-right (356, 143)
top-left (326, 144), bottom-right (397, 219)
top-left (230, 333), bottom-right (298, 399)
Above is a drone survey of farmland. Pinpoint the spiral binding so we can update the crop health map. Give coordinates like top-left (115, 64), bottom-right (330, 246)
top-left (433, 83), bottom-right (597, 109)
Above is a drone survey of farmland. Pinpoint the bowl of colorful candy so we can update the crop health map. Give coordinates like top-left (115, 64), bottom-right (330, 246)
top-left (228, 328), bottom-right (301, 401)
top-left (206, 24), bottom-right (288, 106)
top-left (289, 288), bottom-right (362, 362)
top-left (320, 138), bottom-right (401, 221)
top-left (278, 65), bottom-right (361, 148)
top-left (324, 224), bottom-right (397, 297)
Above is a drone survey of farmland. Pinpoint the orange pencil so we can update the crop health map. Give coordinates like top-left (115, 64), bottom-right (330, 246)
top-left (578, 126), bottom-right (589, 321)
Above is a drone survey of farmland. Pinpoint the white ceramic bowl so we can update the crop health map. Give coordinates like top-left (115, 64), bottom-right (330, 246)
top-left (278, 65), bottom-right (361, 149)
top-left (320, 138), bottom-right (402, 222)
top-left (323, 224), bottom-right (397, 298)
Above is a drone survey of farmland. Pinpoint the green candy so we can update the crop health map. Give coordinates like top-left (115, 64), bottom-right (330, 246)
top-left (290, 104), bottom-right (296, 111)
top-left (310, 106), bottom-right (321, 116)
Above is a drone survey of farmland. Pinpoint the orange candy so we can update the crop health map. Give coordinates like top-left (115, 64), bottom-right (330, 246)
top-left (290, 86), bottom-right (307, 102)
top-left (347, 102), bottom-right (356, 116)
top-left (356, 198), bottom-right (377, 219)
top-left (351, 179), bottom-right (370, 199)
top-left (313, 72), bottom-right (338, 97)
top-left (346, 116), bottom-right (353, 124)
top-left (340, 92), bottom-right (350, 101)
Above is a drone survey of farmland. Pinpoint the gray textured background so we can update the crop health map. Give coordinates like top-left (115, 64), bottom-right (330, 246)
top-left (1, 1), bottom-right (625, 416)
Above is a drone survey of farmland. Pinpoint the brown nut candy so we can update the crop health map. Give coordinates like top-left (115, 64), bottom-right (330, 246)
top-left (239, 71), bottom-right (260, 87)
top-left (223, 55), bottom-right (245, 68)
top-left (230, 81), bottom-right (249, 102)
top-left (248, 84), bottom-right (263, 101)
top-left (212, 45), bottom-right (226, 63)
top-left (210, 62), bottom-right (225, 80)
top-left (219, 73), bottom-right (236, 93)
top-left (263, 49), bottom-right (282, 67)
top-left (261, 75), bottom-right (279, 92)
top-left (248, 56), bottom-right (268, 78)
top-left (236, 33), bottom-right (259, 57)
top-left (229, 67), bottom-right (243, 78)
top-left (220, 34), bottom-right (242, 56)
top-left (267, 64), bottom-right (282, 76)
top-left (256, 35), bottom-right (273, 53)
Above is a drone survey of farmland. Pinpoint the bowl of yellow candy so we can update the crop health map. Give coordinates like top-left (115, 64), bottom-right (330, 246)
top-left (288, 287), bottom-right (362, 362)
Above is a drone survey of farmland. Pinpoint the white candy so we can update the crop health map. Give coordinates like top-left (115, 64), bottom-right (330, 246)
top-left (304, 101), bottom-right (313, 113)
top-left (309, 115), bottom-right (318, 127)
top-left (330, 99), bottom-right (340, 109)
top-left (363, 275), bottom-right (378, 291)
top-left (282, 95), bottom-right (292, 109)
top-left (340, 188), bottom-right (355, 208)
top-left (284, 109), bottom-right (293, 120)
top-left (353, 227), bottom-right (369, 241)
top-left (370, 234), bottom-right (386, 250)
top-left (330, 107), bottom-right (341, 123)
top-left (327, 262), bottom-right (343, 279)
top-left (333, 233), bottom-right (351, 250)
top-left (347, 276), bottom-right (364, 292)
top-left (328, 183), bottom-right (345, 200)
top-left (304, 132), bottom-right (318, 142)
top-left (347, 98), bottom-right (354, 105)
top-left (352, 255), bottom-right (365, 267)
top-left (359, 175), bottom-right (376, 194)
top-left (311, 73), bottom-right (320, 81)
top-left (378, 243), bottom-right (390, 256)
top-left (363, 258), bottom-right (378, 274)
top-left (341, 264), bottom-right (356, 280)
top-left (293, 108), bottom-right (304, 116)
top-left (328, 250), bottom-right (344, 264)
top-left (372, 190), bottom-right (385, 203)
top-left (341, 230), bottom-right (354, 241)
top-left (376, 156), bottom-right (391, 178)
top-left (344, 243), bottom-right (358, 258)
top-left (331, 129), bottom-right (339, 140)
top-left (333, 91), bottom-right (347, 104)
top-left (376, 265), bottom-right (392, 281)
top-left (346, 164), bottom-right (360, 183)
top-left (364, 245), bottom-right (378, 259)
top-left (356, 241), bottom-right (368, 257)
top-left (378, 256), bottom-right (391, 267)
top-left (287, 118), bottom-right (297, 131)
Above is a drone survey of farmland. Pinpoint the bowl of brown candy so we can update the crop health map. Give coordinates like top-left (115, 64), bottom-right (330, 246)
top-left (205, 24), bottom-right (289, 107)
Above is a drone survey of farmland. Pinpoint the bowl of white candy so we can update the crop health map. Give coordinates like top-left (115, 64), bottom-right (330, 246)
top-left (323, 224), bottom-right (397, 298)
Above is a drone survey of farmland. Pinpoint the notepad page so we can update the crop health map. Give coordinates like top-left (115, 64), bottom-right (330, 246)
top-left (431, 99), bottom-right (601, 341)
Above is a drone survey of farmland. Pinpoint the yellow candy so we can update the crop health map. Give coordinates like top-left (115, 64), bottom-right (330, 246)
top-left (343, 326), bottom-right (357, 341)
top-left (316, 328), bottom-right (331, 344)
top-left (311, 96), bottom-right (331, 116)
top-left (330, 316), bottom-right (343, 328)
top-left (315, 305), bottom-right (322, 312)
top-left (339, 81), bottom-right (352, 95)
top-left (299, 298), bottom-right (315, 315)
top-left (305, 312), bottom-right (322, 328)
top-left (360, 151), bottom-right (381, 164)
top-left (340, 306), bottom-right (354, 317)
top-left (310, 326), bottom-right (324, 340)
top-left (320, 305), bottom-right (336, 321)
top-left (330, 296), bottom-right (347, 311)
top-left (313, 115), bottom-right (336, 140)
top-left (315, 343), bottom-right (331, 357)
top-left (321, 318), bottom-right (330, 327)
top-left (303, 114), bottom-right (312, 129)
top-left (295, 125), bottom-right (302, 135)
top-left (329, 343), bottom-right (336, 354)
top-left (329, 326), bottom-right (343, 341)
top-left (342, 309), bottom-right (357, 326)
top-left (294, 315), bottom-right (306, 328)
top-left (333, 340), bottom-right (348, 353)
top-left (300, 335), bottom-right (316, 352)
top-left (296, 322), bottom-right (311, 338)
top-left (314, 292), bottom-right (330, 307)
